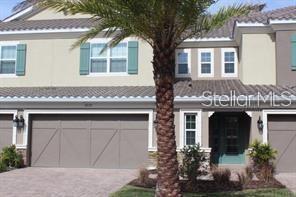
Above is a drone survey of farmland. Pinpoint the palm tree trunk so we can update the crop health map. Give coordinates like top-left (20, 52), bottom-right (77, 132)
top-left (153, 44), bottom-right (182, 197)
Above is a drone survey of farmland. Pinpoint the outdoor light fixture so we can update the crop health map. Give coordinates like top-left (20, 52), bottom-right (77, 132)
top-left (13, 115), bottom-right (25, 129)
top-left (13, 116), bottom-right (19, 127)
top-left (257, 116), bottom-right (263, 131)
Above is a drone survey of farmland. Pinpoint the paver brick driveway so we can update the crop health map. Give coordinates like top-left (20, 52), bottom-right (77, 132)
top-left (0, 167), bottom-right (137, 197)
top-left (275, 173), bottom-right (296, 193)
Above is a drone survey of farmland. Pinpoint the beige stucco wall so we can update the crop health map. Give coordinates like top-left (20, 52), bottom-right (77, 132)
top-left (28, 9), bottom-right (91, 20)
top-left (0, 38), bottom-right (154, 87)
top-left (240, 34), bottom-right (276, 85)
top-left (250, 111), bottom-right (263, 143)
top-left (201, 111), bottom-right (209, 147)
top-left (188, 48), bottom-right (239, 80)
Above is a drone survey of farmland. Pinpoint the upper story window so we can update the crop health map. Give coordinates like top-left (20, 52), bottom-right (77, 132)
top-left (198, 49), bottom-right (214, 77)
top-left (221, 48), bottom-right (238, 77)
top-left (0, 45), bottom-right (17, 74)
top-left (176, 49), bottom-right (191, 77)
top-left (90, 42), bottom-right (128, 74)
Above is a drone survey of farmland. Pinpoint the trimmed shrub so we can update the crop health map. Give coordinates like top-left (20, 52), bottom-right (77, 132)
top-left (0, 160), bottom-right (7, 172)
top-left (138, 168), bottom-right (150, 185)
top-left (245, 165), bottom-right (253, 181)
top-left (249, 140), bottom-right (277, 182)
top-left (179, 144), bottom-right (206, 183)
top-left (212, 167), bottom-right (231, 186)
top-left (0, 145), bottom-right (23, 168)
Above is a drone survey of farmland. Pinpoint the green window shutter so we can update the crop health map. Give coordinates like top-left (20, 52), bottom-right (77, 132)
top-left (16, 44), bottom-right (27, 76)
top-left (291, 34), bottom-right (296, 71)
top-left (128, 41), bottom-right (138, 74)
top-left (80, 43), bottom-right (90, 75)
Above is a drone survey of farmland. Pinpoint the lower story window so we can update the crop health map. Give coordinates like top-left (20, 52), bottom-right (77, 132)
top-left (185, 114), bottom-right (197, 145)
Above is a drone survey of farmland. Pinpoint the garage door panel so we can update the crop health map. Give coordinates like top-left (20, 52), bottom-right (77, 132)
top-left (120, 115), bottom-right (148, 129)
top-left (31, 114), bottom-right (148, 169)
top-left (31, 128), bottom-right (60, 167)
top-left (60, 129), bottom-right (90, 168)
top-left (120, 129), bottom-right (148, 169)
top-left (91, 130), bottom-right (119, 168)
top-left (268, 115), bottom-right (296, 173)
top-left (61, 120), bottom-right (89, 129)
top-left (0, 115), bottom-right (13, 150)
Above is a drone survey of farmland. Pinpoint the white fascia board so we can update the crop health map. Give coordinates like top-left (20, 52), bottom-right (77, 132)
top-left (236, 22), bottom-right (267, 27)
top-left (0, 95), bottom-right (296, 103)
top-left (269, 19), bottom-right (296, 24)
top-left (3, 6), bottom-right (34, 22)
top-left (0, 28), bottom-right (90, 35)
top-left (185, 37), bottom-right (233, 42)
top-left (0, 97), bottom-right (155, 102)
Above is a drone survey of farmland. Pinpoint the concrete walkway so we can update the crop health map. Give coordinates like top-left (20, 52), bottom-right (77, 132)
top-left (0, 167), bottom-right (137, 197)
top-left (275, 173), bottom-right (296, 193)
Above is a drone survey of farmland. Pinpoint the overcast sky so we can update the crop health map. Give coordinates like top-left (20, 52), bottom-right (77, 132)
top-left (0, 0), bottom-right (295, 20)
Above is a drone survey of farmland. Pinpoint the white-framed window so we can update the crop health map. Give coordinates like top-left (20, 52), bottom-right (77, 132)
top-left (90, 42), bottom-right (128, 75)
top-left (198, 48), bottom-right (214, 77)
top-left (176, 49), bottom-right (191, 77)
top-left (180, 110), bottom-right (202, 148)
top-left (185, 114), bottom-right (197, 145)
top-left (0, 45), bottom-right (17, 75)
top-left (221, 48), bottom-right (238, 77)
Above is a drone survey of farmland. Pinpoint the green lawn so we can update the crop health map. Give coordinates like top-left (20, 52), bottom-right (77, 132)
top-left (110, 186), bottom-right (295, 197)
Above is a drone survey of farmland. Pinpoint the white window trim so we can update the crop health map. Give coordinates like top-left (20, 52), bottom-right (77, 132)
top-left (89, 42), bottom-right (128, 75)
top-left (176, 49), bottom-right (191, 78)
top-left (23, 109), bottom-right (154, 151)
top-left (179, 110), bottom-right (202, 149)
top-left (198, 48), bottom-right (214, 78)
top-left (0, 42), bottom-right (19, 77)
top-left (262, 110), bottom-right (296, 144)
top-left (221, 48), bottom-right (238, 78)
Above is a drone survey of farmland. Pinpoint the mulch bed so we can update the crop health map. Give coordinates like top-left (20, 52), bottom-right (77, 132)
top-left (129, 177), bottom-right (285, 193)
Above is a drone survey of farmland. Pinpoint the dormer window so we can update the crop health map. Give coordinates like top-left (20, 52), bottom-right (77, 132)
top-left (90, 42), bottom-right (128, 75)
top-left (176, 49), bottom-right (191, 77)
top-left (0, 45), bottom-right (17, 74)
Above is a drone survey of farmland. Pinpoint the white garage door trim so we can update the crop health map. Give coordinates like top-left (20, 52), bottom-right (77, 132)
top-left (23, 109), bottom-right (154, 151)
top-left (0, 110), bottom-right (17, 146)
top-left (263, 110), bottom-right (296, 143)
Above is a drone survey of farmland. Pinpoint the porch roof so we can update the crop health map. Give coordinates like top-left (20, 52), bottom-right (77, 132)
top-left (0, 80), bottom-right (295, 102)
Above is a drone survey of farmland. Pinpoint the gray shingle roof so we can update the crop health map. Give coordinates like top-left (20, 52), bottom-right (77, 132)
top-left (0, 80), bottom-right (295, 100)
top-left (0, 18), bottom-right (95, 31)
top-left (202, 6), bottom-right (296, 38)
top-left (1, 6), bottom-right (296, 39)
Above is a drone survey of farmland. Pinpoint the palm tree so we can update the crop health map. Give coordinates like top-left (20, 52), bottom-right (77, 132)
top-left (23, 0), bottom-right (257, 196)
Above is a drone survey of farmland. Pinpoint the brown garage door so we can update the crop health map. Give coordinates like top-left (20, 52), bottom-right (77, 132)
top-left (268, 115), bottom-right (296, 172)
top-left (30, 114), bottom-right (148, 169)
top-left (0, 115), bottom-right (13, 151)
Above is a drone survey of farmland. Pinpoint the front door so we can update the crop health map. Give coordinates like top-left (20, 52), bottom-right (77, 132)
top-left (211, 113), bottom-right (245, 164)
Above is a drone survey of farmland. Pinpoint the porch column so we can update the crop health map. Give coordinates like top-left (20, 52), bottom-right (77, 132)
top-left (201, 111), bottom-right (209, 147)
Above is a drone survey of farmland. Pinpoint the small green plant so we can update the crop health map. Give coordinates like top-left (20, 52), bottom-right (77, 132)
top-left (179, 144), bottom-right (206, 183)
top-left (245, 165), bottom-right (253, 181)
top-left (211, 167), bottom-right (231, 186)
top-left (0, 160), bottom-right (7, 172)
top-left (249, 140), bottom-right (277, 165)
top-left (249, 140), bottom-right (277, 182)
top-left (0, 145), bottom-right (23, 168)
top-left (236, 166), bottom-right (254, 188)
top-left (236, 171), bottom-right (247, 188)
top-left (138, 168), bottom-right (150, 185)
